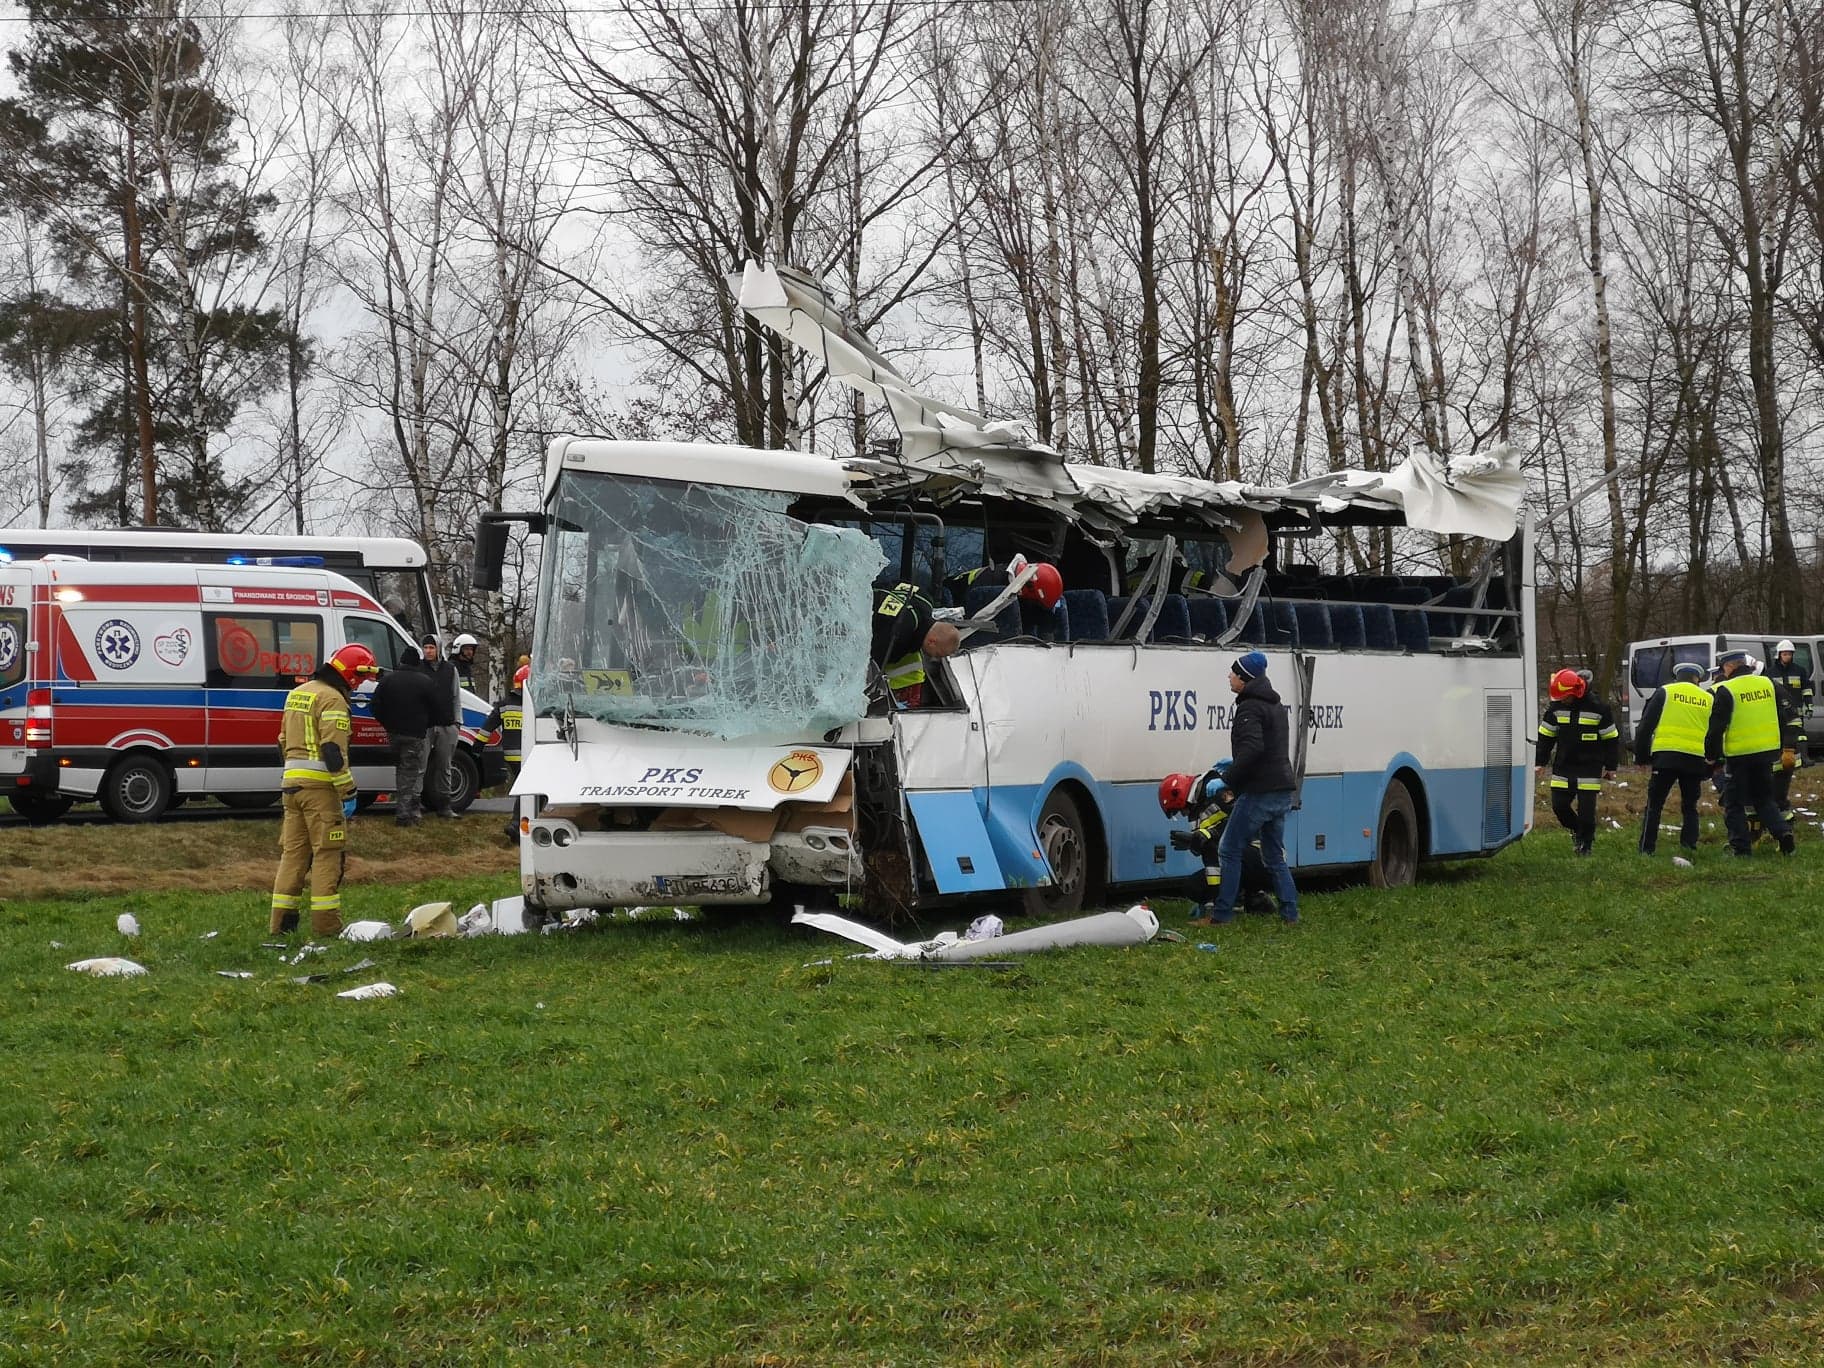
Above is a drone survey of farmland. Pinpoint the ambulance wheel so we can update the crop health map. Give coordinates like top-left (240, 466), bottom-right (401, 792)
top-left (8, 792), bottom-right (74, 823)
top-left (1368, 780), bottom-right (1420, 889)
top-left (1024, 788), bottom-right (1092, 919)
top-left (100, 755), bottom-right (173, 824)
top-left (446, 750), bottom-right (481, 813)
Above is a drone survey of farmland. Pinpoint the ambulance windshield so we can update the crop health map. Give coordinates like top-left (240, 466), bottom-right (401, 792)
top-left (532, 471), bottom-right (885, 739)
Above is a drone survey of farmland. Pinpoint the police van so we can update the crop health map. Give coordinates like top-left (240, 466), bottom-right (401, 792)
top-left (1624, 632), bottom-right (1821, 749)
top-left (0, 558), bottom-right (503, 823)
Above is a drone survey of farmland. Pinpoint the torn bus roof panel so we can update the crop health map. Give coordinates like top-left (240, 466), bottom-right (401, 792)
top-left (735, 260), bottom-right (1527, 541)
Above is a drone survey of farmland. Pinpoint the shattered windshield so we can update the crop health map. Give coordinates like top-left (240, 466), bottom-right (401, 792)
top-left (533, 471), bottom-right (885, 739)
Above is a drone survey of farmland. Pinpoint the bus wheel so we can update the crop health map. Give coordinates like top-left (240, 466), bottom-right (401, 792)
top-left (1369, 781), bottom-right (1420, 889)
top-left (100, 755), bottom-right (173, 824)
top-left (8, 792), bottom-right (74, 824)
top-left (1024, 789), bottom-right (1090, 919)
top-left (445, 750), bottom-right (481, 813)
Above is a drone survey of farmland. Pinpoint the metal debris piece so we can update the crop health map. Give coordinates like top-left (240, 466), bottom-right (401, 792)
top-left (337, 981), bottom-right (399, 1000)
top-left (68, 957), bottom-right (147, 977)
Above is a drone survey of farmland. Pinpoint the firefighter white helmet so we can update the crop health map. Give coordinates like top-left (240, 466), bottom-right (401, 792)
top-left (1776, 639), bottom-right (1795, 656)
top-left (451, 632), bottom-right (479, 651)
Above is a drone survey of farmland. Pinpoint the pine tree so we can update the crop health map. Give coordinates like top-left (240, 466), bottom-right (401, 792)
top-left (0, 0), bottom-right (297, 529)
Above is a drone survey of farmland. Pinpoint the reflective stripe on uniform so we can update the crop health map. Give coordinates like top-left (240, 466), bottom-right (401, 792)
top-left (885, 651), bottom-right (925, 691)
top-left (1577, 778), bottom-right (1602, 790)
top-left (270, 893), bottom-right (300, 910)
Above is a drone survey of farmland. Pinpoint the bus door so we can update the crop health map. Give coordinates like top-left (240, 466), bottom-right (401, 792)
top-left (895, 658), bottom-right (1012, 898)
top-left (0, 566), bottom-right (32, 783)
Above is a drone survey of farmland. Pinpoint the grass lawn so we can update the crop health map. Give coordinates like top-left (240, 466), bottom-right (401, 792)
top-left (3, 795), bottom-right (1824, 1365)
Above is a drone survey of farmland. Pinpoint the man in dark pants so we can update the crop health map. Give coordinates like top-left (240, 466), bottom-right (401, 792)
top-left (369, 646), bottom-right (439, 827)
top-left (1535, 667), bottom-right (1620, 854)
top-left (1705, 650), bottom-right (1795, 857)
top-left (1634, 660), bottom-right (1711, 856)
top-left (419, 633), bottom-right (461, 817)
top-left (1203, 651), bottom-right (1300, 925)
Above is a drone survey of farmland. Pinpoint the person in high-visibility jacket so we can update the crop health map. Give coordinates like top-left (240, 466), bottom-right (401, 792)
top-left (269, 644), bottom-right (380, 935)
top-left (1632, 659), bottom-right (1711, 855)
top-left (1535, 667), bottom-right (1619, 855)
top-left (870, 582), bottom-right (959, 708)
top-left (1704, 649), bottom-right (1795, 856)
top-left (1768, 641), bottom-right (1809, 820)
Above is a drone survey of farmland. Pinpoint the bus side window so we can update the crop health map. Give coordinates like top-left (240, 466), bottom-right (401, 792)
top-left (205, 613), bottom-right (323, 689)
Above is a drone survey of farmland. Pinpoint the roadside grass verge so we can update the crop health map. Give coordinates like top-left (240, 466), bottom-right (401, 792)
top-left (0, 809), bottom-right (517, 899)
top-left (3, 824), bottom-right (1823, 1363)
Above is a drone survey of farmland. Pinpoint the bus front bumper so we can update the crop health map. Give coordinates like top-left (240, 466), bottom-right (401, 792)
top-left (521, 820), bottom-right (860, 910)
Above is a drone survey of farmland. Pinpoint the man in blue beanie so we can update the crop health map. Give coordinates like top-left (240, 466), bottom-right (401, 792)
top-left (1201, 650), bottom-right (1301, 925)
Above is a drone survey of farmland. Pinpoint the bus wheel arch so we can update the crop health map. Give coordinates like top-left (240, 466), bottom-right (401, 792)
top-left (99, 750), bottom-right (175, 824)
top-left (1369, 770), bottom-right (1427, 889)
top-left (1022, 780), bottom-right (1107, 920)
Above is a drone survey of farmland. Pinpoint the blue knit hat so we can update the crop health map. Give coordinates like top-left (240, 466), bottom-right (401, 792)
top-left (1232, 650), bottom-right (1269, 680)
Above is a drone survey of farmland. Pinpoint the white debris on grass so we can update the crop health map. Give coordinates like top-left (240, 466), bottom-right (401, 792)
top-left (199, 930), bottom-right (219, 941)
top-left (337, 981), bottom-right (399, 1001)
top-left (1673, 856), bottom-right (1694, 868)
top-left (288, 943), bottom-right (328, 965)
top-left (68, 957), bottom-right (147, 977)
top-left (341, 921), bottom-right (394, 943)
top-left (965, 914), bottom-right (1004, 941)
top-left (792, 904), bottom-right (1159, 963)
top-left (458, 904), bottom-right (492, 936)
top-left (216, 970), bottom-right (254, 979)
top-left (116, 914), bottom-right (139, 937)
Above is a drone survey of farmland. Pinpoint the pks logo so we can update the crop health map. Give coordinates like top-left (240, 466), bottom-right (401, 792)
top-left (768, 749), bottom-right (824, 794)
top-left (153, 626), bottom-right (193, 667)
top-left (0, 621), bottom-right (19, 673)
top-left (95, 619), bottom-right (141, 670)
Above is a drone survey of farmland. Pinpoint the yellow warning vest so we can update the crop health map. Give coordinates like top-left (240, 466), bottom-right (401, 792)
top-left (1718, 674), bottom-right (1781, 757)
top-left (1651, 681), bottom-right (1712, 759)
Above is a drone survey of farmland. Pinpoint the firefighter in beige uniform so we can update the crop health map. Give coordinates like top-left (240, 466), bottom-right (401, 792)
top-left (269, 644), bottom-right (380, 935)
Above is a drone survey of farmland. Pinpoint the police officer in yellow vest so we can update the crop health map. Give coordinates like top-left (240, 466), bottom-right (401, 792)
top-left (269, 643), bottom-right (380, 934)
top-left (870, 582), bottom-right (960, 709)
top-left (1705, 649), bottom-right (1795, 857)
top-left (1633, 659), bottom-right (1711, 855)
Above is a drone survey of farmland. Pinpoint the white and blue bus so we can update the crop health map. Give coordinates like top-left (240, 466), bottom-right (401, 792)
top-left (477, 267), bottom-right (1535, 922)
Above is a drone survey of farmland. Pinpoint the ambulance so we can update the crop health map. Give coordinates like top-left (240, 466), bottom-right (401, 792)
top-left (0, 558), bottom-right (503, 823)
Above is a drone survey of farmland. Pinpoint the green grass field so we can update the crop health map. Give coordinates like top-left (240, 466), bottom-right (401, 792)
top-left (4, 805), bottom-right (1824, 1365)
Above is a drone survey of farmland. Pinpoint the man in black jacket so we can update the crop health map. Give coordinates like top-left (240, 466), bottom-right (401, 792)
top-left (419, 633), bottom-right (461, 817)
top-left (1206, 650), bottom-right (1300, 925)
top-left (370, 647), bottom-right (440, 826)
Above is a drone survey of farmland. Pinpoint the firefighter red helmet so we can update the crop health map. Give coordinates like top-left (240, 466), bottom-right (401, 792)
top-left (1158, 772), bottom-right (1197, 816)
top-left (1019, 562), bottom-right (1064, 611)
top-left (1547, 667), bottom-right (1585, 701)
top-left (513, 663), bottom-right (531, 687)
top-left (327, 643), bottom-right (380, 685)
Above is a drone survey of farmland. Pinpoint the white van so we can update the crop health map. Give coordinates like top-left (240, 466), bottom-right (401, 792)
top-left (0, 558), bottom-right (503, 823)
top-left (1623, 632), bottom-right (1819, 748)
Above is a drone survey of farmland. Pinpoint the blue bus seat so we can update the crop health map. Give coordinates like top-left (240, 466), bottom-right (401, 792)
top-left (1106, 596), bottom-right (1135, 639)
top-left (1153, 594), bottom-right (1191, 643)
top-left (1393, 608), bottom-right (1431, 654)
top-left (1063, 589), bottom-right (1109, 642)
top-left (1188, 597), bottom-right (1229, 642)
top-left (1329, 603), bottom-right (1366, 649)
top-left (1230, 604), bottom-right (1266, 644)
top-left (965, 583), bottom-right (1023, 643)
top-left (1293, 603), bottom-right (1332, 648)
top-left (1359, 603), bottom-right (1397, 650)
top-left (1025, 600), bottom-right (1067, 642)
top-left (1264, 601), bottom-right (1298, 646)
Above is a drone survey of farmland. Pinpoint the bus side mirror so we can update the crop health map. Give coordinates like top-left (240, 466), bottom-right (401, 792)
top-left (472, 519), bottom-right (510, 592)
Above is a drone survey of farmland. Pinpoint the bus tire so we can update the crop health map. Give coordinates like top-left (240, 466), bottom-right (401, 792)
top-left (1369, 780), bottom-right (1420, 889)
top-left (219, 792), bottom-right (280, 811)
top-left (100, 754), bottom-right (173, 824)
top-left (444, 749), bottom-right (481, 814)
top-left (1024, 788), bottom-right (1091, 920)
top-left (8, 792), bottom-right (74, 823)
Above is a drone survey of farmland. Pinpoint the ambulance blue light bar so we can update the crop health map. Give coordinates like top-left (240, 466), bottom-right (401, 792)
top-left (226, 554), bottom-right (325, 567)
top-left (0, 547), bottom-right (12, 563)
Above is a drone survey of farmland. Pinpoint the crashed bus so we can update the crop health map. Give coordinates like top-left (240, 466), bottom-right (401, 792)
top-left (475, 265), bottom-right (1536, 922)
